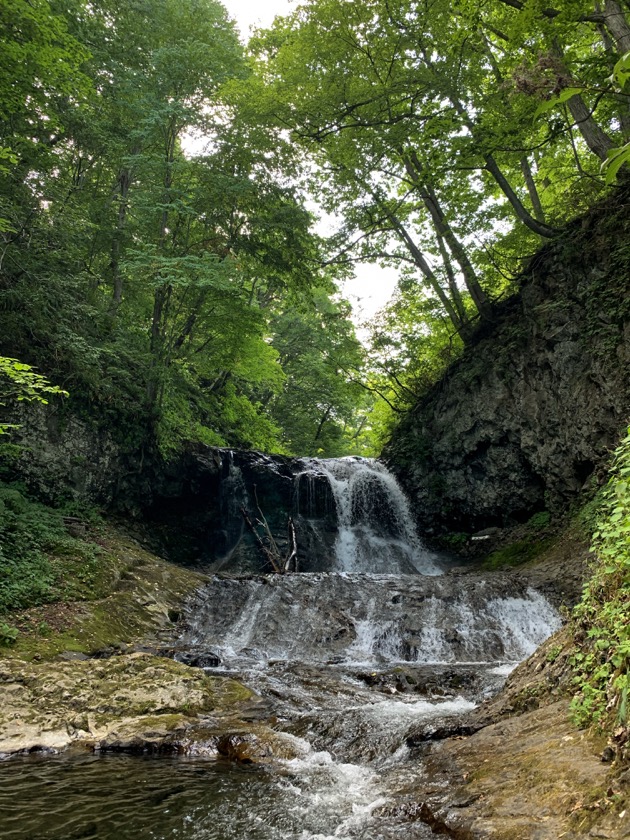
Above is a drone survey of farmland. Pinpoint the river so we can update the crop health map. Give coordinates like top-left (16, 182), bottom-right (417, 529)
top-left (0, 458), bottom-right (561, 839)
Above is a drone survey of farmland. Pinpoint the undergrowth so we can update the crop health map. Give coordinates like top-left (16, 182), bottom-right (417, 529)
top-left (482, 537), bottom-right (553, 570)
top-left (0, 481), bottom-right (109, 622)
top-left (570, 428), bottom-right (630, 743)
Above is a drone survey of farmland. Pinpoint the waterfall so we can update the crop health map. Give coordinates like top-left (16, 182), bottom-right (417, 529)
top-left (4, 451), bottom-right (567, 840)
top-left (295, 456), bottom-right (441, 575)
top-left (182, 574), bottom-right (561, 668)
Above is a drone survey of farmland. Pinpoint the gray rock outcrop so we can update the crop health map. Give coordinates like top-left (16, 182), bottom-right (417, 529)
top-left (385, 189), bottom-right (630, 532)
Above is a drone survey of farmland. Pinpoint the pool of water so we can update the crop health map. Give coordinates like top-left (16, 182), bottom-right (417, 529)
top-left (0, 749), bottom-right (437, 840)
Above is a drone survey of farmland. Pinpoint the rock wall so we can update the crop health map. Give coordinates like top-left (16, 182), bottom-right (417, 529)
top-left (4, 410), bottom-right (333, 568)
top-left (7, 404), bottom-right (134, 505)
top-left (143, 447), bottom-right (318, 569)
top-left (385, 188), bottom-right (630, 533)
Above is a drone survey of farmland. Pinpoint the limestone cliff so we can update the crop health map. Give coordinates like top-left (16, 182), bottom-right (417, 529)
top-left (385, 187), bottom-right (630, 533)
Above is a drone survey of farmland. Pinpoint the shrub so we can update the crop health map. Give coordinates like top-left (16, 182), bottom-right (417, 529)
top-left (570, 429), bottom-right (630, 731)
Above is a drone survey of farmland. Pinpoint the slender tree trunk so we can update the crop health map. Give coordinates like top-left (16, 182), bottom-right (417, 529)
top-left (314, 405), bottom-right (332, 443)
top-left (548, 41), bottom-right (615, 161)
top-left (403, 151), bottom-right (492, 320)
top-left (565, 92), bottom-right (615, 160)
top-left (382, 207), bottom-right (467, 337)
top-left (519, 157), bottom-right (547, 223)
top-left (481, 37), bottom-right (548, 227)
top-left (148, 121), bottom-right (177, 407)
top-left (435, 231), bottom-right (467, 325)
top-left (111, 167), bottom-right (131, 305)
top-left (481, 152), bottom-right (557, 236)
top-left (443, 85), bottom-right (557, 237)
top-left (603, 0), bottom-right (630, 52)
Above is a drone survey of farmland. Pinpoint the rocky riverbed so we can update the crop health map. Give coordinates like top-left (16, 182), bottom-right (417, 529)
top-left (0, 522), bottom-right (628, 839)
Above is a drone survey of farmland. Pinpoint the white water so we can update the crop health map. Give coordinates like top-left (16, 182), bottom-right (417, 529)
top-left (296, 457), bottom-right (441, 575)
top-left (185, 575), bottom-right (561, 667)
top-left (173, 457), bottom-right (564, 839)
top-left (0, 451), bottom-right (567, 840)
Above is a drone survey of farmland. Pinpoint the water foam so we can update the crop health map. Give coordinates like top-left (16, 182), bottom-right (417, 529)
top-left (296, 457), bottom-right (441, 575)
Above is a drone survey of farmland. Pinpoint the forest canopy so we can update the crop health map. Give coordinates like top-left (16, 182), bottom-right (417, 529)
top-left (0, 0), bottom-right (628, 457)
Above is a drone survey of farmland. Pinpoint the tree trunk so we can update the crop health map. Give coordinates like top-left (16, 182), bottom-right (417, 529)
top-left (147, 120), bottom-right (177, 407)
top-left (314, 405), bottom-right (332, 442)
top-left (403, 152), bottom-right (492, 320)
top-left (603, 0), bottom-right (630, 52)
top-left (382, 207), bottom-right (468, 338)
top-left (602, 0), bottom-right (630, 135)
top-left (435, 232), bottom-right (467, 325)
top-left (480, 38), bottom-right (549, 229)
top-left (564, 93), bottom-right (615, 161)
top-left (520, 157), bottom-right (547, 224)
top-left (443, 87), bottom-right (557, 238)
top-left (482, 152), bottom-right (557, 236)
top-left (111, 167), bottom-right (131, 305)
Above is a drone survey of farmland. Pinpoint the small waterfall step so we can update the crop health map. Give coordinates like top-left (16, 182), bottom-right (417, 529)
top-left (182, 572), bottom-right (561, 667)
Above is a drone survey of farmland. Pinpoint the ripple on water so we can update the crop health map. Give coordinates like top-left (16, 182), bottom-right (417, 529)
top-left (0, 750), bottom-right (435, 840)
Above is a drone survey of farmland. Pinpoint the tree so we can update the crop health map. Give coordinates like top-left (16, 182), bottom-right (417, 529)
top-left (0, 358), bottom-right (67, 434)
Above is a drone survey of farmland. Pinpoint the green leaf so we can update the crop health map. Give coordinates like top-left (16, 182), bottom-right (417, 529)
top-left (534, 88), bottom-right (584, 120)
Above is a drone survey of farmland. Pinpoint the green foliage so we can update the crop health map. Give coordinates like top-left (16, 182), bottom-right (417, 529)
top-left (546, 645), bottom-right (562, 664)
top-left (0, 0), bottom-right (374, 459)
top-left (246, 0), bottom-right (630, 419)
top-left (441, 532), bottom-right (469, 550)
top-left (482, 538), bottom-right (552, 570)
top-left (570, 428), bottom-right (630, 730)
top-left (1, 0), bottom-right (628, 463)
top-left (601, 51), bottom-right (630, 184)
top-left (0, 357), bottom-right (68, 434)
top-left (0, 622), bottom-right (19, 646)
top-left (0, 481), bottom-right (107, 613)
top-left (528, 511), bottom-right (552, 530)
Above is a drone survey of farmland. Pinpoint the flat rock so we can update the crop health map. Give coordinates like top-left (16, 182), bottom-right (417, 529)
top-left (0, 652), bottom-right (256, 757)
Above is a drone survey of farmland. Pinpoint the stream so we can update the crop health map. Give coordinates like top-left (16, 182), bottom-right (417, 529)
top-left (0, 458), bottom-right (562, 839)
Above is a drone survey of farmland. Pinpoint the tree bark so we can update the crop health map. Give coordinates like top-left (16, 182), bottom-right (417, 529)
top-left (433, 70), bottom-right (558, 238)
top-left (481, 152), bottom-right (557, 236)
top-left (383, 207), bottom-right (468, 338)
top-left (435, 231), bottom-right (467, 325)
top-left (603, 0), bottom-right (630, 53)
top-left (564, 92), bottom-right (615, 160)
top-left (520, 157), bottom-right (547, 224)
top-left (111, 167), bottom-right (131, 305)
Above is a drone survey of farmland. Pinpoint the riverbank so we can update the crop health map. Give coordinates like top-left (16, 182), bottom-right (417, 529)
top-left (0, 523), bottom-right (292, 760)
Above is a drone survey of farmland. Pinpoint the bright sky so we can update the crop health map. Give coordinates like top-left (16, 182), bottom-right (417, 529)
top-left (222, 0), bottom-right (400, 326)
top-left (225, 0), bottom-right (294, 34)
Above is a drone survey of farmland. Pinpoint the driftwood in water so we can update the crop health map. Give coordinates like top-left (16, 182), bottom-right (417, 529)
top-left (240, 484), bottom-right (299, 574)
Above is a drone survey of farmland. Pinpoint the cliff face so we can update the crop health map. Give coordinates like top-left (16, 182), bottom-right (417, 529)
top-left (385, 189), bottom-right (630, 533)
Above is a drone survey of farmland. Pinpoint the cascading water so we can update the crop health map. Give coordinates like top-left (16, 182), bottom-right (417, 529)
top-left (294, 457), bottom-right (441, 574)
top-left (0, 454), bottom-right (565, 840)
top-left (156, 457), bottom-right (563, 838)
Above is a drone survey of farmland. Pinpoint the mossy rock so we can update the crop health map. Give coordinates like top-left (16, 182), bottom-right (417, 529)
top-left (0, 652), bottom-right (254, 756)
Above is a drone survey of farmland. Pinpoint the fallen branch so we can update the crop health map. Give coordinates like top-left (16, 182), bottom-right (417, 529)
top-left (240, 504), bottom-right (283, 573)
top-left (240, 484), bottom-right (299, 574)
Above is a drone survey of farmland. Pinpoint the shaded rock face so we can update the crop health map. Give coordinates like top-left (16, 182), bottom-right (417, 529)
top-left (9, 405), bottom-right (129, 505)
top-left (145, 448), bottom-right (313, 569)
top-left (145, 453), bottom-right (442, 572)
top-left (385, 194), bottom-right (630, 532)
